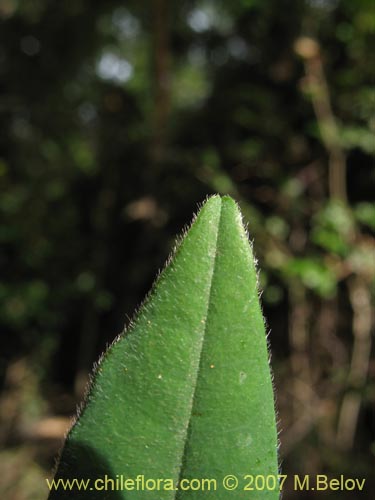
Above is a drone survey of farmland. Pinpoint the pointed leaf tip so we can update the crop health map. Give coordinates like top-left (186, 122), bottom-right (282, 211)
top-left (50, 195), bottom-right (279, 499)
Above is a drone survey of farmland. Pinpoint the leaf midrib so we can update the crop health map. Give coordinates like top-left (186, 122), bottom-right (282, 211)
top-left (173, 197), bottom-right (224, 499)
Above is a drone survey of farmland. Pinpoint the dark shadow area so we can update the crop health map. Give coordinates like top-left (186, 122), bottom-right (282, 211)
top-left (49, 441), bottom-right (123, 500)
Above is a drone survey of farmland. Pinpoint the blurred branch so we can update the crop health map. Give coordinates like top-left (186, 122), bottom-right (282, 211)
top-left (336, 276), bottom-right (373, 449)
top-left (295, 37), bottom-right (374, 451)
top-left (281, 379), bottom-right (320, 456)
top-left (294, 37), bottom-right (347, 202)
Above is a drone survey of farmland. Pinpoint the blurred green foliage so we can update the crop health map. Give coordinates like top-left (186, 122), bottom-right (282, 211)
top-left (0, 0), bottom-right (374, 498)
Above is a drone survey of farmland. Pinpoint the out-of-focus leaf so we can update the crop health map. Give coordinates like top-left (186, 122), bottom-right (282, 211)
top-left (284, 257), bottom-right (337, 297)
top-left (311, 200), bottom-right (354, 256)
top-left (354, 202), bottom-right (375, 230)
top-left (340, 125), bottom-right (375, 154)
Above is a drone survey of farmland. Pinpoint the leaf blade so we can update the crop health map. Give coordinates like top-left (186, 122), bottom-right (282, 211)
top-left (50, 195), bottom-right (278, 499)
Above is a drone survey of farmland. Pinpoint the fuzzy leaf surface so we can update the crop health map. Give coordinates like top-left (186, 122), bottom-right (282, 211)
top-left (49, 195), bottom-right (279, 499)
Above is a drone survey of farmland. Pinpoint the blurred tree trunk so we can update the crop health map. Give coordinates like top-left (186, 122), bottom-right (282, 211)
top-left (151, 0), bottom-right (171, 163)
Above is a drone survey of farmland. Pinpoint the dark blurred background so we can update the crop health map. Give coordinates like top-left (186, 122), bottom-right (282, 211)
top-left (0, 0), bottom-right (374, 498)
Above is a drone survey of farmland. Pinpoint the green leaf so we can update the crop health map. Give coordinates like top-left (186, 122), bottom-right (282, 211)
top-left (49, 195), bottom-right (279, 499)
top-left (311, 200), bottom-right (355, 257)
top-left (354, 202), bottom-right (375, 230)
top-left (283, 257), bottom-right (337, 298)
